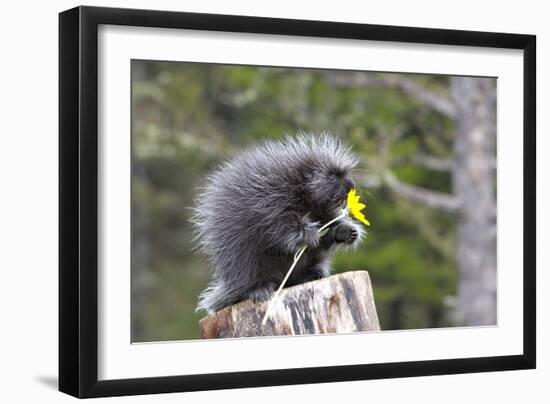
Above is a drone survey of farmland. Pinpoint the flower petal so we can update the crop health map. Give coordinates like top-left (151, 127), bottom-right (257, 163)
top-left (346, 188), bottom-right (370, 226)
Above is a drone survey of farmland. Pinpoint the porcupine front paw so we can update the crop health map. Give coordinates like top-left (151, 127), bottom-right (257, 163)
top-left (334, 224), bottom-right (358, 245)
top-left (301, 215), bottom-right (320, 248)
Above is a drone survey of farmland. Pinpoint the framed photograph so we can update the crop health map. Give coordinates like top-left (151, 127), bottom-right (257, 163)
top-left (59, 6), bottom-right (536, 398)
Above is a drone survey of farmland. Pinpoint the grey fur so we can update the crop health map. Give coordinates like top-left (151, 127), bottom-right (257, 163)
top-left (191, 133), bottom-right (365, 313)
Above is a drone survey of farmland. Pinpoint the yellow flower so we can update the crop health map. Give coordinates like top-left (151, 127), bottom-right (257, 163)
top-left (347, 188), bottom-right (370, 226)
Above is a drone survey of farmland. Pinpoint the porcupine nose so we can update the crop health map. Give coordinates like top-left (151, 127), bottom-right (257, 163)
top-left (344, 177), bottom-right (355, 192)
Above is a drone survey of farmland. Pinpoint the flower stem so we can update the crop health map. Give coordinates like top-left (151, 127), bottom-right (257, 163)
top-left (317, 210), bottom-right (347, 233)
top-left (261, 210), bottom-right (347, 325)
top-left (262, 245), bottom-right (307, 325)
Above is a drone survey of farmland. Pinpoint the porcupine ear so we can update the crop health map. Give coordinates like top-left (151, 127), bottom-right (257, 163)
top-left (301, 164), bottom-right (314, 180)
top-left (293, 148), bottom-right (316, 180)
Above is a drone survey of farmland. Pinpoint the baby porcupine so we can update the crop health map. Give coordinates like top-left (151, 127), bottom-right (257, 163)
top-left (192, 133), bottom-right (365, 313)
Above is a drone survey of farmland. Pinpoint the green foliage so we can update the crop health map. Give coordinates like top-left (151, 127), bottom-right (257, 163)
top-left (131, 60), bottom-right (457, 341)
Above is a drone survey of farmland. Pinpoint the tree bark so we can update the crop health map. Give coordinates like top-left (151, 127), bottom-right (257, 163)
top-left (451, 77), bottom-right (497, 326)
top-left (200, 271), bottom-right (380, 338)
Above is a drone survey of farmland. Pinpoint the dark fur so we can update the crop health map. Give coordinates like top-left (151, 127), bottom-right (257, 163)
top-left (192, 133), bottom-right (365, 313)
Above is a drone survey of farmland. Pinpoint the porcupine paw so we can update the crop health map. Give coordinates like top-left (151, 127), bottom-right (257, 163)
top-left (334, 224), bottom-right (358, 245)
top-left (248, 285), bottom-right (275, 303)
top-left (301, 218), bottom-right (320, 248)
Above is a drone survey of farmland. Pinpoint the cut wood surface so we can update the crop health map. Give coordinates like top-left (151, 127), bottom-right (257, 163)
top-left (199, 270), bottom-right (380, 338)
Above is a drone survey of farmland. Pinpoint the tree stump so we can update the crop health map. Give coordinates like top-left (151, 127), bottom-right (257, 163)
top-left (199, 270), bottom-right (380, 338)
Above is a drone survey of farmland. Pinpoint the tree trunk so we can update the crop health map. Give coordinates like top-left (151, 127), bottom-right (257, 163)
top-left (200, 271), bottom-right (380, 338)
top-left (451, 77), bottom-right (497, 326)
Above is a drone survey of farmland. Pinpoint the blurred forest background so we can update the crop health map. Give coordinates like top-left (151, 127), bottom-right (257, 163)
top-left (131, 60), bottom-right (496, 342)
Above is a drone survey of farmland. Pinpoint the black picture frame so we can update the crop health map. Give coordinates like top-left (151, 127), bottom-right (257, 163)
top-left (59, 5), bottom-right (536, 398)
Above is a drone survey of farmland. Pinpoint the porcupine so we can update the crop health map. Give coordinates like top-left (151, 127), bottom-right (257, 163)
top-left (192, 133), bottom-right (365, 313)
